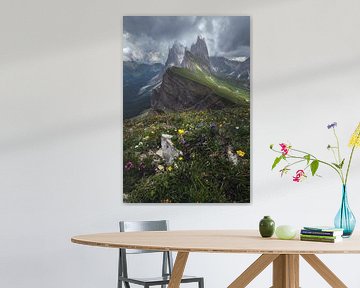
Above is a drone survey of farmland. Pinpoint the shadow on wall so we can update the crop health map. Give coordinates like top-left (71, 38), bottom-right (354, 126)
top-left (257, 56), bottom-right (360, 92)
top-left (0, 113), bottom-right (121, 154)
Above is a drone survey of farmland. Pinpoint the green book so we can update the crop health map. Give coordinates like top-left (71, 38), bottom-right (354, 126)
top-left (300, 234), bottom-right (340, 240)
top-left (300, 236), bottom-right (342, 243)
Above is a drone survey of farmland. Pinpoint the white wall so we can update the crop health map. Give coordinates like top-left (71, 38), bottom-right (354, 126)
top-left (1, 0), bottom-right (360, 287)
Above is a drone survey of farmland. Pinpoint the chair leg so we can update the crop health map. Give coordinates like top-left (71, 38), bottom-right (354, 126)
top-left (199, 278), bottom-right (204, 288)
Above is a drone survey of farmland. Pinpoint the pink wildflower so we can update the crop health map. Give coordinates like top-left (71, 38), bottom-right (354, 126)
top-left (125, 161), bottom-right (134, 171)
top-left (293, 169), bottom-right (305, 182)
top-left (279, 143), bottom-right (289, 155)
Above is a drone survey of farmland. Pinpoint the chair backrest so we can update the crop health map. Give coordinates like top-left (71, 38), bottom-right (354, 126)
top-left (118, 220), bottom-right (174, 284)
top-left (119, 220), bottom-right (169, 254)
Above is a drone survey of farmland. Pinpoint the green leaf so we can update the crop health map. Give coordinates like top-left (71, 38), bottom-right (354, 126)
top-left (270, 144), bottom-right (274, 149)
top-left (339, 159), bottom-right (345, 169)
top-left (332, 159), bottom-right (345, 169)
top-left (271, 156), bottom-right (282, 170)
top-left (310, 160), bottom-right (319, 176)
top-left (332, 162), bottom-right (341, 169)
top-left (304, 154), bottom-right (311, 164)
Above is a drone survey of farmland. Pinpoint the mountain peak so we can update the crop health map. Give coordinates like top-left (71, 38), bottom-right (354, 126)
top-left (190, 36), bottom-right (210, 66)
top-left (180, 36), bottom-right (211, 73)
top-left (165, 41), bottom-right (185, 69)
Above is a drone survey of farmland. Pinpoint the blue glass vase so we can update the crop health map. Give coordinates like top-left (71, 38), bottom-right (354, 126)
top-left (334, 185), bottom-right (356, 237)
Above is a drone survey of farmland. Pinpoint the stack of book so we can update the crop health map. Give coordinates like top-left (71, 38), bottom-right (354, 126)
top-left (300, 226), bottom-right (344, 243)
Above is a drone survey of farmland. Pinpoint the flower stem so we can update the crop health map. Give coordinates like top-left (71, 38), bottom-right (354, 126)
top-left (332, 128), bottom-right (345, 182)
top-left (272, 150), bottom-right (344, 182)
top-left (345, 129), bottom-right (360, 185)
top-left (333, 128), bottom-right (342, 164)
top-left (345, 145), bottom-right (356, 185)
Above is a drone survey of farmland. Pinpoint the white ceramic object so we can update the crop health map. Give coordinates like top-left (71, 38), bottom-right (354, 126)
top-left (275, 225), bottom-right (297, 240)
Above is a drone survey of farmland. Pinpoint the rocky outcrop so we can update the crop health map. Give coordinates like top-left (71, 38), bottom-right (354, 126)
top-left (151, 68), bottom-right (234, 112)
top-left (190, 36), bottom-right (210, 66)
top-left (181, 36), bottom-right (211, 73)
top-left (181, 50), bottom-right (211, 74)
top-left (164, 41), bottom-right (185, 69)
top-left (211, 56), bottom-right (250, 82)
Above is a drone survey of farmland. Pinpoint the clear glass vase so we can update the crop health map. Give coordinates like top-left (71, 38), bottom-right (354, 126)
top-left (334, 185), bottom-right (356, 237)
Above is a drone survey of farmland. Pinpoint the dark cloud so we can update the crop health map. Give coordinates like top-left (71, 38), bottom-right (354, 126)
top-left (123, 16), bottom-right (250, 63)
top-left (216, 17), bottom-right (250, 54)
top-left (124, 16), bottom-right (199, 41)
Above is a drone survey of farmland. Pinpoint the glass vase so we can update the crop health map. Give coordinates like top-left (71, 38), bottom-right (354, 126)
top-left (334, 185), bottom-right (356, 237)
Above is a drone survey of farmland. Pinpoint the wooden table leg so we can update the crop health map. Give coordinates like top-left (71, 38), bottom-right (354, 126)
top-left (228, 254), bottom-right (279, 288)
top-left (301, 254), bottom-right (347, 288)
top-left (272, 254), bottom-right (299, 288)
top-left (168, 252), bottom-right (189, 288)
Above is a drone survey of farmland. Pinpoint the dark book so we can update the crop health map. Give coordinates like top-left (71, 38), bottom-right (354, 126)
top-left (301, 229), bottom-right (343, 237)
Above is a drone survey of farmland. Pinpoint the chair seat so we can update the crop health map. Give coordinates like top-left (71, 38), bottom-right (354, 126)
top-left (119, 275), bottom-right (203, 286)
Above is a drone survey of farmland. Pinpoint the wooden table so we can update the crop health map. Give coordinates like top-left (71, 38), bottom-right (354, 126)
top-left (71, 230), bottom-right (360, 288)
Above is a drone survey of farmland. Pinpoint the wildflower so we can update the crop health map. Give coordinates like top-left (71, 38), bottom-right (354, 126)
top-left (210, 123), bottom-right (218, 136)
top-left (138, 162), bottom-right (145, 171)
top-left (235, 126), bottom-right (239, 130)
top-left (124, 161), bottom-right (134, 171)
top-left (293, 170), bottom-right (306, 182)
top-left (327, 122), bottom-right (337, 129)
top-left (280, 167), bottom-right (290, 177)
top-left (143, 136), bottom-right (150, 141)
top-left (167, 166), bottom-right (173, 171)
top-left (179, 138), bottom-right (186, 145)
top-left (236, 150), bottom-right (246, 157)
top-left (157, 165), bottom-right (164, 171)
top-left (178, 129), bottom-right (185, 135)
top-left (279, 143), bottom-right (289, 155)
top-left (349, 122), bottom-right (360, 148)
top-left (135, 141), bottom-right (144, 149)
top-left (178, 156), bottom-right (184, 161)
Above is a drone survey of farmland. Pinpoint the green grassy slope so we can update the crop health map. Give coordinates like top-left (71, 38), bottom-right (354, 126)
top-left (123, 107), bottom-right (250, 203)
top-left (171, 67), bottom-right (250, 105)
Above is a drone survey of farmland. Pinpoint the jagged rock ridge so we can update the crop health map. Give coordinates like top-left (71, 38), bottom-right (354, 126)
top-left (164, 41), bottom-right (185, 69)
top-left (151, 67), bottom-right (234, 112)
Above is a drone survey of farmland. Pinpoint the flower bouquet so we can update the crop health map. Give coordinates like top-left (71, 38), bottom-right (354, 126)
top-left (270, 122), bottom-right (360, 237)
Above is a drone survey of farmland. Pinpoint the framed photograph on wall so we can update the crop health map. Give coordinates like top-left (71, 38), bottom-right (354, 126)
top-left (123, 16), bottom-right (250, 203)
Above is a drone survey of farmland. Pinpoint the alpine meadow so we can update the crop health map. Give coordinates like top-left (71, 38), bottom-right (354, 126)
top-left (123, 16), bottom-right (250, 203)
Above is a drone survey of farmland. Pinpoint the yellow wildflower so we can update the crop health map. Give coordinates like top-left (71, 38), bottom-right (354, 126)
top-left (178, 156), bottom-right (184, 161)
top-left (349, 122), bottom-right (360, 148)
top-left (167, 166), bottom-right (173, 171)
top-left (236, 150), bottom-right (246, 157)
top-left (178, 129), bottom-right (185, 135)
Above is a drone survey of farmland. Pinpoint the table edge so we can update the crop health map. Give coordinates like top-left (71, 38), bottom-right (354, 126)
top-left (71, 236), bottom-right (360, 255)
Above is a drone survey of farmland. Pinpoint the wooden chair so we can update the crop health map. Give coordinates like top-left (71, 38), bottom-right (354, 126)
top-left (118, 220), bottom-right (204, 288)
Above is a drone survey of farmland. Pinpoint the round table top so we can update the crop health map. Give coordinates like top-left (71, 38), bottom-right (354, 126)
top-left (71, 230), bottom-right (360, 254)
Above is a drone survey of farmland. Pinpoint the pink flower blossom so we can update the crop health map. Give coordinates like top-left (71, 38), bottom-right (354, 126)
top-left (279, 143), bottom-right (289, 155)
top-left (124, 161), bottom-right (134, 171)
top-left (293, 169), bottom-right (305, 182)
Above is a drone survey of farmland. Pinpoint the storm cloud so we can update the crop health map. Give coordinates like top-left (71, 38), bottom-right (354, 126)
top-left (123, 16), bottom-right (250, 63)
